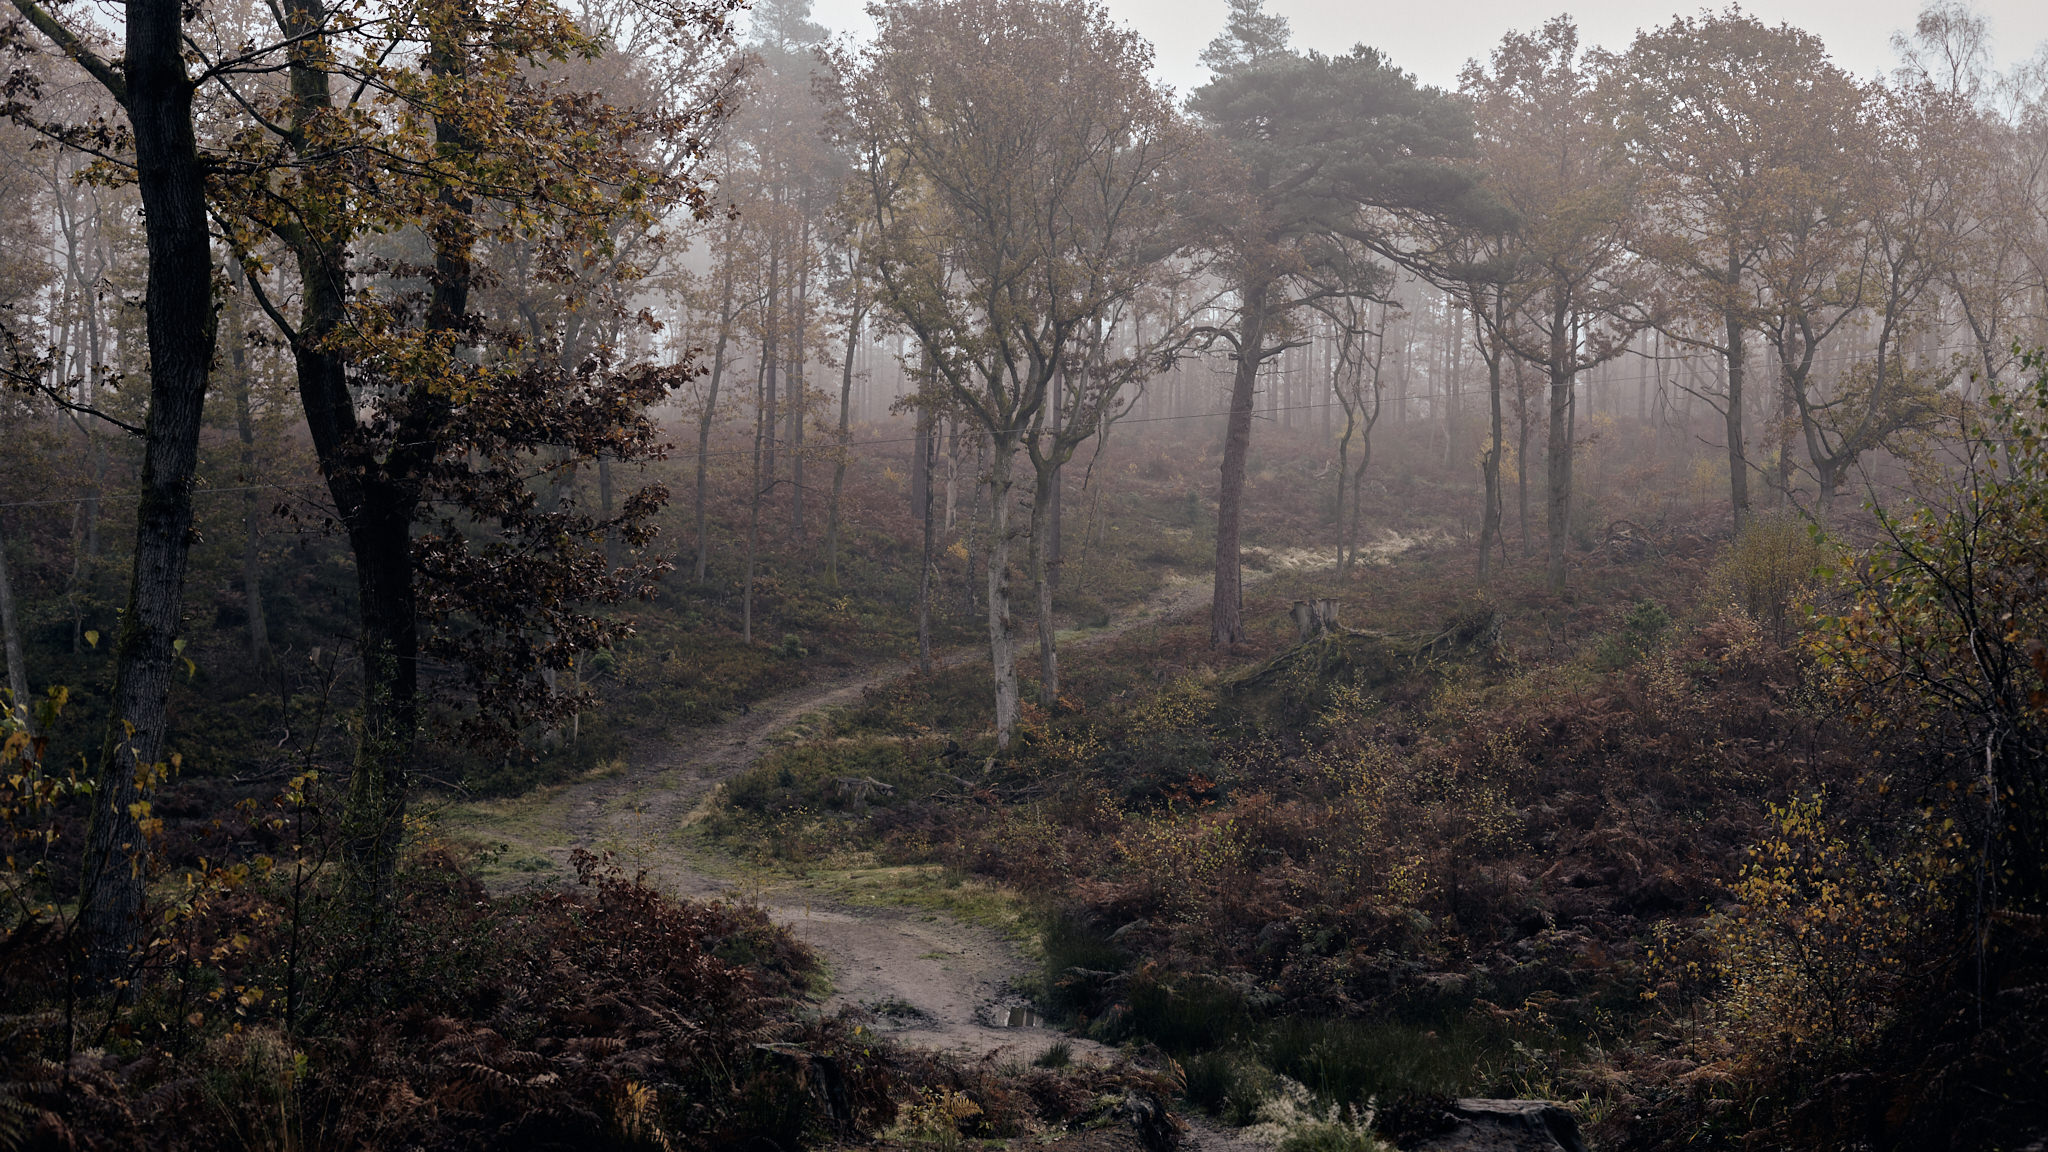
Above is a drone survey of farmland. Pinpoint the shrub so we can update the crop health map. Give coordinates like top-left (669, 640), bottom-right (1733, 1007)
top-left (1278, 1120), bottom-right (1392, 1152)
top-left (1708, 514), bottom-right (1828, 645)
top-left (1181, 1049), bottom-right (1277, 1125)
top-left (1264, 1017), bottom-right (1482, 1108)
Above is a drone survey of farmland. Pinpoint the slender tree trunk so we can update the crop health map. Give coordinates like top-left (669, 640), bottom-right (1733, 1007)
top-left (72, 0), bottom-right (219, 975)
top-left (1048, 379), bottom-right (1063, 567)
top-left (56, 178), bottom-right (106, 655)
top-left (944, 418), bottom-right (959, 530)
top-left (917, 417), bottom-right (935, 674)
top-left (1515, 366), bottom-right (1532, 557)
top-left (227, 287), bottom-right (271, 669)
top-left (910, 403), bottom-right (929, 522)
top-left (1478, 340), bottom-right (1503, 585)
top-left (1335, 405), bottom-right (1355, 574)
top-left (694, 260), bottom-right (736, 581)
top-left (763, 250), bottom-right (780, 484)
top-left (597, 458), bottom-right (615, 566)
top-left (962, 434), bottom-right (984, 619)
top-left (743, 363), bottom-right (766, 645)
top-left (987, 435), bottom-right (1020, 747)
top-left (1545, 298), bottom-right (1574, 595)
top-left (1212, 277), bottom-right (1269, 646)
top-left (825, 305), bottom-right (860, 588)
top-left (1723, 268), bottom-right (1750, 532)
top-left (1540, 358), bottom-right (1572, 590)
top-left (0, 521), bottom-right (29, 732)
top-left (1031, 455), bottom-right (1060, 707)
top-left (790, 243), bottom-right (807, 542)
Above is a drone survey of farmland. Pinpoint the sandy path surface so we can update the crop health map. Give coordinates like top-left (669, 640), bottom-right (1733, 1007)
top-left (457, 548), bottom-right (1412, 1148)
top-left (541, 574), bottom-right (1226, 1059)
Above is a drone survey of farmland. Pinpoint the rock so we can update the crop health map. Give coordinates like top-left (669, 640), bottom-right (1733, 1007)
top-left (1403, 1099), bottom-right (1587, 1152)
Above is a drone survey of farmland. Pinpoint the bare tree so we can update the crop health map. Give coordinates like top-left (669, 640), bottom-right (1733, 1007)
top-left (831, 0), bottom-right (1199, 747)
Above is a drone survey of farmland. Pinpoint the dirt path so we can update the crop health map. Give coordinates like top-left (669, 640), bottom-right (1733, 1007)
top-left (450, 547), bottom-right (1414, 1149)
top-left (535, 573), bottom-right (1228, 1060)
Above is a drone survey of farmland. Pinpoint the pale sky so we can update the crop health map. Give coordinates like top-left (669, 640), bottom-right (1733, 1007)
top-left (805, 0), bottom-right (2048, 96)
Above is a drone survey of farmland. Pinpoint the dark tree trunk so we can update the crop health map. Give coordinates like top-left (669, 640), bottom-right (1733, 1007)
top-left (986, 434), bottom-right (1020, 745)
top-left (228, 290), bottom-right (272, 669)
top-left (74, 0), bottom-right (218, 976)
top-left (917, 416), bottom-right (935, 675)
top-left (762, 250), bottom-right (780, 484)
top-left (1478, 332), bottom-right (1503, 585)
top-left (1545, 362), bottom-right (1573, 594)
top-left (1031, 454), bottom-right (1059, 706)
top-left (1723, 263), bottom-right (1750, 532)
top-left (0, 521), bottom-right (28, 732)
top-left (790, 226), bottom-right (808, 542)
top-left (1212, 277), bottom-right (1269, 646)
top-left (1516, 364), bottom-right (1532, 558)
top-left (910, 403), bottom-right (929, 522)
top-left (743, 362), bottom-right (766, 645)
top-left (694, 257), bottom-right (735, 583)
top-left (825, 304), bottom-right (862, 587)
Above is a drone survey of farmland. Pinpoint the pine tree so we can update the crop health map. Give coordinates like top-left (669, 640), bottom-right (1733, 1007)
top-left (1199, 0), bottom-right (1290, 76)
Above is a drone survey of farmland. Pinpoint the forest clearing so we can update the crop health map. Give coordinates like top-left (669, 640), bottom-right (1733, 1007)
top-left (2, 0), bottom-right (2047, 1147)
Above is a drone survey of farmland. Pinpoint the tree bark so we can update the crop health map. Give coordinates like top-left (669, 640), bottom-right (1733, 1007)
top-left (1723, 264), bottom-right (1750, 532)
top-left (1031, 454), bottom-right (1059, 706)
top-left (987, 436), bottom-right (1021, 747)
top-left (824, 304), bottom-right (861, 587)
top-left (1544, 294), bottom-right (1574, 594)
top-left (1516, 363), bottom-right (1532, 558)
top-left (1212, 277), bottom-right (1269, 646)
top-left (69, 0), bottom-right (218, 976)
top-left (917, 415), bottom-right (935, 674)
top-left (1545, 363), bottom-right (1572, 594)
top-left (0, 520), bottom-right (29, 732)
top-left (790, 224), bottom-right (809, 542)
top-left (694, 255), bottom-right (735, 582)
top-left (743, 361), bottom-right (766, 645)
top-left (762, 248), bottom-right (780, 485)
top-left (227, 286), bottom-right (272, 670)
top-left (1478, 303), bottom-right (1504, 584)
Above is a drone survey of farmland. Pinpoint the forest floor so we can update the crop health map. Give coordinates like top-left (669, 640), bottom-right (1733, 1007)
top-left (435, 541), bottom-right (1421, 1150)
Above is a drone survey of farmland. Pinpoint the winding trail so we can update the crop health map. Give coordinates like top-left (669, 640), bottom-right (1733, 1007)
top-left (542, 571), bottom-right (1228, 1058)
top-left (450, 544), bottom-right (1416, 1149)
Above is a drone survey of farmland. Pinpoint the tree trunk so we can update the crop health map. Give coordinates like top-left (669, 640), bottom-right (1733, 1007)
top-left (1031, 454), bottom-right (1059, 707)
top-left (1335, 405), bottom-right (1355, 573)
top-left (1516, 365), bottom-right (1532, 558)
top-left (986, 436), bottom-right (1020, 747)
top-left (789, 247), bottom-right (807, 542)
top-left (337, 6), bottom-right (471, 915)
top-left (743, 364), bottom-right (766, 645)
top-left (586, 456), bottom-right (611, 570)
top-left (917, 415), bottom-right (935, 674)
top-left (763, 249), bottom-right (780, 484)
top-left (1545, 359), bottom-right (1573, 595)
top-left (74, 0), bottom-right (218, 976)
top-left (694, 257), bottom-right (735, 582)
top-left (1478, 341), bottom-right (1503, 585)
top-left (1723, 291), bottom-right (1750, 532)
top-left (1048, 380), bottom-right (1063, 567)
top-left (910, 403), bottom-right (929, 522)
top-left (0, 521), bottom-right (29, 732)
top-left (228, 291), bottom-right (272, 670)
top-left (1212, 278), bottom-right (1269, 646)
top-left (825, 305), bottom-right (860, 588)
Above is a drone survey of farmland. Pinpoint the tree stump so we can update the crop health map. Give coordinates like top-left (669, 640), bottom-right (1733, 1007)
top-left (1290, 598), bottom-right (1341, 641)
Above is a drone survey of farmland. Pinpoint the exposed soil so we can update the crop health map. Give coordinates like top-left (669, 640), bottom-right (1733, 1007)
top-left (461, 547), bottom-right (1414, 1149)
